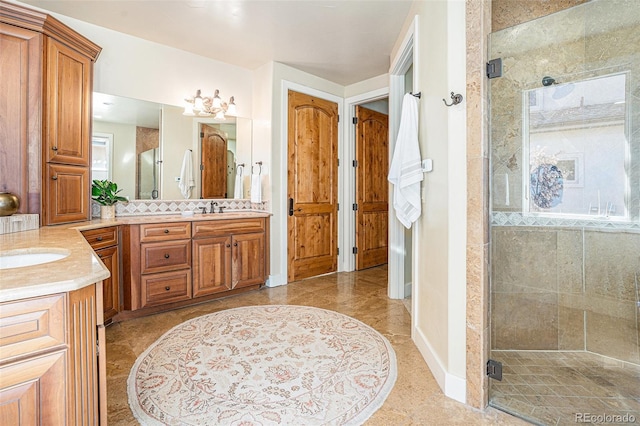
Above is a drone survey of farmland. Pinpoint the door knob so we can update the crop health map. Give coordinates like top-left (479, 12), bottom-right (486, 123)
top-left (52, 175), bottom-right (58, 180)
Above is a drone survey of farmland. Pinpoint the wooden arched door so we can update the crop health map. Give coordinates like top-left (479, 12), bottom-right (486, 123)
top-left (200, 124), bottom-right (227, 198)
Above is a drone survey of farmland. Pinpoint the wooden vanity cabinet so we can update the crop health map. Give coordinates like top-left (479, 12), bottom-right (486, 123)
top-left (122, 217), bottom-right (269, 318)
top-left (0, 2), bottom-right (101, 225)
top-left (192, 218), bottom-right (267, 292)
top-left (0, 284), bottom-right (106, 425)
top-left (81, 226), bottom-right (121, 323)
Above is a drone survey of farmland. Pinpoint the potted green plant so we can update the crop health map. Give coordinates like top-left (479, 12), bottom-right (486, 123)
top-left (91, 180), bottom-right (127, 219)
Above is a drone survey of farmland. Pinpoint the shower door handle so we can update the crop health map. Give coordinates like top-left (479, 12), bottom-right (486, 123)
top-left (288, 198), bottom-right (294, 216)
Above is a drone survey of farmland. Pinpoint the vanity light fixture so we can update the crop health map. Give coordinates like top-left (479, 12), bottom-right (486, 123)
top-left (183, 89), bottom-right (237, 118)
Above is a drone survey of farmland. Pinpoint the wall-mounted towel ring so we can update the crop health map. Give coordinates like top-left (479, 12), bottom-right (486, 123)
top-left (443, 92), bottom-right (463, 106)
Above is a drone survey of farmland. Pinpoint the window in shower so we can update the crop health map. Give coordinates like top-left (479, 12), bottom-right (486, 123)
top-left (523, 72), bottom-right (629, 219)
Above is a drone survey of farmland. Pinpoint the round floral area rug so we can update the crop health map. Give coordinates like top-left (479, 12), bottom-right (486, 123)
top-left (128, 305), bottom-right (397, 425)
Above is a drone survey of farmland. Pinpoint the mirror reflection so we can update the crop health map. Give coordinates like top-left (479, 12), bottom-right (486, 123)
top-left (91, 93), bottom-right (252, 200)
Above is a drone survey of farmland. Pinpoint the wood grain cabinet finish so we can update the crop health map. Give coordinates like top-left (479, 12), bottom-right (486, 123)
top-left (0, 1), bottom-right (101, 225)
top-left (82, 226), bottom-right (121, 323)
top-left (0, 284), bottom-right (105, 426)
top-left (122, 217), bottom-right (269, 318)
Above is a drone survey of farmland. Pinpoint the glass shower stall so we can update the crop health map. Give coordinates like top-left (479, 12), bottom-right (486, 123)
top-left (488, 1), bottom-right (640, 424)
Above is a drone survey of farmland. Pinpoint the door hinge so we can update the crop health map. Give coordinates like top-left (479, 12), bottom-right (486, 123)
top-left (200, 132), bottom-right (204, 138)
top-left (337, 158), bottom-right (340, 166)
top-left (352, 203), bottom-right (358, 211)
top-left (337, 203), bottom-right (340, 211)
top-left (200, 164), bottom-right (204, 170)
top-left (96, 339), bottom-right (100, 356)
top-left (352, 247), bottom-right (358, 254)
top-left (352, 160), bottom-right (358, 167)
top-left (487, 58), bottom-right (502, 79)
top-left (486, 359), bottom-right (503, 381)
top-left (352, 117), bottom-right (358, 124)
top-left (337, 247), bottom-right (340, 255)
top-left (337, 114), bottom-right (340, 122)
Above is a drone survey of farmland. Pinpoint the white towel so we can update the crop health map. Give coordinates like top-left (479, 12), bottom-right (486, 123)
top-left (388, 93), bottom-right (423, 228)
top-left (250, 173), bottom-right (262, 203)
top-left (178, 150), bottom-right (195, 199)
top-left (234, 165), bottom-right (244, 199)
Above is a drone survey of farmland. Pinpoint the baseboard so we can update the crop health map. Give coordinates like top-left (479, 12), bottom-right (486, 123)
top-left (266, 273), bottom-right (287, 288)
top-left (413, 325), bottom-right (467, 404)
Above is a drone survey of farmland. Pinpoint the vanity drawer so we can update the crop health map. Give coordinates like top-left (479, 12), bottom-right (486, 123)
top-left (140, 222), bottom-right (191, 242)
top-left (192, 218), bottom-right (265, 238)
top-left (0, 294), bottom-right (66, 362)
top-left (141, 240), bottom-right (191, 274)
top-left (141, 270), bottom-right (192, 308)
top-left (81, 226), bottom-right (118, 249)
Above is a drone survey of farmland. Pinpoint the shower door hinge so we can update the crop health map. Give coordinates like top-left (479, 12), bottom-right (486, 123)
top-left (487, 58), bottom-right (503, 79)
top-left (486, 359), bottom-right (503, 381)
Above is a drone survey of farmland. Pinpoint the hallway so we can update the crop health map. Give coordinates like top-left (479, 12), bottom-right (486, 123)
top-left (106, 266), bottom-right (526, 424)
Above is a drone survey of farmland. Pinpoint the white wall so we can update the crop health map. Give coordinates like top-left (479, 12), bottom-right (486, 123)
top-left (391, 0), bottom-right (467, 403)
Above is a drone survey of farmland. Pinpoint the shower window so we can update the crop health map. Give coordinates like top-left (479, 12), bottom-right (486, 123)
top-left (523, 72), bottom-right (629, 219)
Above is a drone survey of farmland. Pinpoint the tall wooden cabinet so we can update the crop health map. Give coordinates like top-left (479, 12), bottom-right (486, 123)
top-left (0, 1), bottom-right (101, 225)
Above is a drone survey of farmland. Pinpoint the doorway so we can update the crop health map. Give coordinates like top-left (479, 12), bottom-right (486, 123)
top-left (200, 124), bottom-right (227, 198)
top-left (286, 90), bottom-right (339, 282)
top-left (354, 103), bottom-right (389, 270)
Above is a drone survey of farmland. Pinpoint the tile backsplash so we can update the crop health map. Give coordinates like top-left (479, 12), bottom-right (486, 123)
top-left (92, 199), bottom-right (268, 218)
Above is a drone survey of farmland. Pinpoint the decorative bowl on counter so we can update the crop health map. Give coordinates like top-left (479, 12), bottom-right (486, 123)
top-left (0, 192), bottom-right (20, 216)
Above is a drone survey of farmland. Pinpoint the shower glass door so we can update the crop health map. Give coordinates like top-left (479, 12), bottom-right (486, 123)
top-left (489, 1), bottom-right (640, 424)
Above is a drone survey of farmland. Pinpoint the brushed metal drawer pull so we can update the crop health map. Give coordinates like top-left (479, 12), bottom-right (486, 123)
top-left (165, 286), bottom-right (170, 291)
top-left (97, 236), bottom-right (103, 241)
top-left (164, 229), bottom-right (170, 233)
top-left (164, 254), bottom-right (170, 259)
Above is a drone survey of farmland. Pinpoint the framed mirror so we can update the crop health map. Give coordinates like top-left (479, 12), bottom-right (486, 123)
top-left (92, 93), bottom-right (252, 200)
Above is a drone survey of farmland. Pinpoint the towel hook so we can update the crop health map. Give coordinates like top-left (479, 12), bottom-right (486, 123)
top-left (254, 161), bottom-right (263, 175)
top-left (443, 92), bottom-right (463, 107)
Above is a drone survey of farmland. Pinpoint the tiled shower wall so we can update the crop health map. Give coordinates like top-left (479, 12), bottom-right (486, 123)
top-left (491, 226), bottom-right (640, 365)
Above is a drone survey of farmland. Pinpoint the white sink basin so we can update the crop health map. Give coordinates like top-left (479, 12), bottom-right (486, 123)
top-left (0, 250), bottom-right (70, 269)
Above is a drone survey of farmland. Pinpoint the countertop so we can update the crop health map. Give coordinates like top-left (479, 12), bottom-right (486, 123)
top-left (0, 211), bottom-right (271, 303)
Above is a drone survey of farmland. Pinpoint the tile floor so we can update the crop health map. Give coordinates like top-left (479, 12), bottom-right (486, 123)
top-left (106, 265), bottom-right (528, 425)
top-left (490, 350), bottom-right (640, 426)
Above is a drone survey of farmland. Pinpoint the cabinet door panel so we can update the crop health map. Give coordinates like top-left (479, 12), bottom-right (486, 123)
top-left (232, 232), bottom-right (265, 289)
top-left (44, 37), bottom-right (91, 166)
top-left (141, 240), bottom-right (191, 274)
top-left (193, 236), bottom-right (232, 297)
top-left (95, 245), bottom-right (119, 322)
top-left (141, 270), bottom-right (192, 308)
top-left (44, 163), bottom-right (90, 224)
top-left (0, 351), bottom-right (68, 425)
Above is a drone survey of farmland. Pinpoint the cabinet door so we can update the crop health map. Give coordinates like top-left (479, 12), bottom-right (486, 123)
top-left (95, 245), bottom-right (120, 322)
top-left (0, 351), bottom-right (68, 425)
top-left (44, 163), bottom-right (90, 224)
top-left (0, 23), bottom-right (42, 215)
top-left (232, 232), bottom-right (265, 289)
top-left (44, 37), bottom-right (92, 166)
top-left (193, 236), bottom-right (232, 297)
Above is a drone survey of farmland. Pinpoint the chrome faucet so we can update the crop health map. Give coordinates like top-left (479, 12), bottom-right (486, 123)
top-left (210, 201), bottom-right (218, 213)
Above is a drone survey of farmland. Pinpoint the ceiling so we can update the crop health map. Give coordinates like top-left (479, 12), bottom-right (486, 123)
top-left (19, 0), bottom-right (413, 86)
